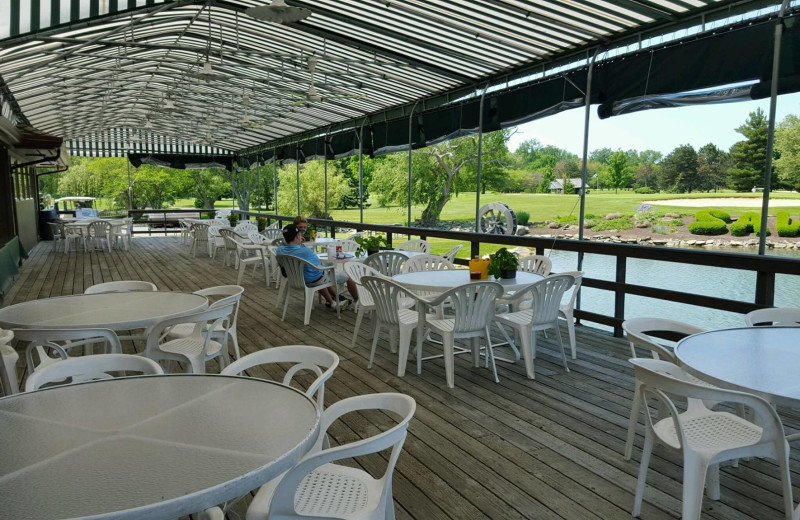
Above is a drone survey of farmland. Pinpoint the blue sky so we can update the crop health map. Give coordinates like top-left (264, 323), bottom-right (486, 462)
top-left (507, 92), bottom-right (800, 157)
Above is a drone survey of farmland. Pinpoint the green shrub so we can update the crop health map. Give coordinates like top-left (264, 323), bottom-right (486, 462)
top-left (553, 214), bottom-right (577, 226)
top-left (193, 198), bottom-right (206, 209)
top-left (689, 209), bottom-right (729, 235)
top-left (731, 211), bottom-right (770, 236)
top-left (776, 211), bottom-right (800, 237)
top-left (652, 224), bottom-right (673, 235)
top-left (591, 217), bottom-right (633, 231)
top-left (634, 186), bottom-right (657, 194)
top-left (670, 218), bottom-right (685, 226)
top-left (516, 210), bottom-right (530, 226)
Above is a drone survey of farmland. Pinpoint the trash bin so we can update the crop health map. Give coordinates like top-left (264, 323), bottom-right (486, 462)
top-left (38, 209), bottom-right (59, 240)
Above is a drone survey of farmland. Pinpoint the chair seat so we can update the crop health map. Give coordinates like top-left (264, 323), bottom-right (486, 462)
top-left (495, 309), bottom-right (532, 326)
top-left (398, 308), bottom-right (420, 326)
top-left (166, 322), bottom-right (226, 338)
top-left (654, 411), bottom-right (763, 451)
top-left (158, 337), bottom-right (223, 357)
top-left (247, 464), bottom-right (381, 520)
top-left (426, 317), bottom-right (455, 333)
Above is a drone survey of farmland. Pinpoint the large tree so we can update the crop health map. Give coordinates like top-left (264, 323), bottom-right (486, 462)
top-left (728, 108), bottom-right (771, 192)
top-left (696, 143), bottom-right (729, 192)
top-left (605, 151), bottom-right (633, 193)
top-left (774, 114), bottom-right (800, 191)
top-left (190, 168), bottom-right (228, 209)
top-left (659, 145), bottom-right (699, 193)
top-left (277, 160), bottom-right (351, 218)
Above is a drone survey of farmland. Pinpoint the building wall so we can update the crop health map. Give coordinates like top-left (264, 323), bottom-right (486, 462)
top-left (13, 167), bottom-right (38, 252)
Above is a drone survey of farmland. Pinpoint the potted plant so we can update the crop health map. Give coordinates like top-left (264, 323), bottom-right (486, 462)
top-left (304, 223), bottom-right (317, 242)
top-left (488, 247), bottom-right (519, 279)
top-left (256, 217), bottom-right (267, 232)
top-left (354, 234), bottom-right (387, 255)
top-left (227, 213), bottom-right (239, 227)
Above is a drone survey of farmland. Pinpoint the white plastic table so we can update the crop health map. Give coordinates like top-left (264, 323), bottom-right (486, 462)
top-left (0, 291), bottom-right (208, 330)
top-left (0, 374), bottom-right (319, 520)
top-left (675, 326), bottom-right (800, 407)
top-left (393, 269), bottom-right (543, 294)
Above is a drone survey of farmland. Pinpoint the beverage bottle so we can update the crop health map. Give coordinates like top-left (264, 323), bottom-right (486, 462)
top-left (336, 244), bottom-right (343, 259)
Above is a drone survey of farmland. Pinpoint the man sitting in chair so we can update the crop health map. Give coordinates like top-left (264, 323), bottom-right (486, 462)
top-left (278, 224), bottom-right (358, 309)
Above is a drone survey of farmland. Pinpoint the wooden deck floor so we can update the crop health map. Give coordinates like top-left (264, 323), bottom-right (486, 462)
top-left (6, 236), bottom-right (800, 520)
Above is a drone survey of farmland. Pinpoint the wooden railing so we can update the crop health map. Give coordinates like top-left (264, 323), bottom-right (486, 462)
top-left (240, 210), bottom-right (800, 337)
top-left (127, 209), bottom-right (217, 236)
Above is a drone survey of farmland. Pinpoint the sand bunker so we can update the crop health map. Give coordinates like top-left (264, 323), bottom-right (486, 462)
top-left (642, 197), bottom-right (800, 207)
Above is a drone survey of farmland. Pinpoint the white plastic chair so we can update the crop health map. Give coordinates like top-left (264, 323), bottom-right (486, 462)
top-left (84, 280), bottom-right (157, 294)
top-left (179, 219), bottom-right (193, 245)
top-left (221, 345), bottom-right (339, 410)
top-left (47, 222), bottom-right (64, 252)
top-left (244, 393), bottom-right (416, 520)
top-left (266, 245), bottom-right (281, 288)
top-left (361, 276), bottom-right (429, 377)
top-left (235, 240), bottom-right (271, 287)
top-left (58, 221), bottom-right (84, 252)
top-left (234, 221), bottom-right (258, 235)
top-left (86, 220), bottom-right (113, 252)
top-left (518, 255), bottom-right (552, 275)
top-left (629, 358), bottom-right (794, 520)
top-left (110, 218), bottom-right (132, 250)
top-left (218, 228), bottom-right (241, 268)
top-left (425, 281), bottom-right (504, 388)
top-left (15, 328), bottom-right (122, 379)
top-left (190, 223), bottom-right (210, 258)
top-left (144, 304), bottom-right (234, 373)
top-left (261, 228), bottom-right (283, 241)
top-left (395, 239), bottom-right (429, 253)
top-left (25, 353), bottom-right (163, 392)
top-left (401, 254), bottom-right (455, 273)
top-left (0, 329), bottom-right (19, 396)
top-left (557, 270), bottom-right (583, 359)
top-left (208, 225), bottom-right (225, 262)
top-left (442, 244), bottom-right (463, 262)
top-left (275, 254), bottom-right (339, 325)
top-left (744, 307), bottom-right (800, 327)
top-left (333, 239), bottom-right (360, 253)
top-left (363, 250), bottom-right (407, 277)
top-left (166, 285), bottom-right (244, 361)
top-left (344, 262), bottom-right (384, 348)
top-left (495, 274), bottom-right (575, 380)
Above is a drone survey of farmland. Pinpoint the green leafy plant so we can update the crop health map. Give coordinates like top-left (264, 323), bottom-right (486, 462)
top-left (487, 247), bottom-right (519, 278)
top-left (776, 211), bottom-right (800, 237)
top-left (354, 234), bottom-right (387, 254)
top-left (688, 209), bottom-right (729, 235)
top-left (256, 217), bottom-right (267, 232)
top-left (227, 213), bottom-right (239, 227)
top-left (590, 217), bottom-right (634, 231)
top-left (304, 223), bottom-right (317, 241)
top-left (516, 210), bottom-right (530, 226)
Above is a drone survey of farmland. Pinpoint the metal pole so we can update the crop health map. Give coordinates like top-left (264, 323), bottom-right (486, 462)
top-left (272, 152), bottom-right (277, 216)
top-left (324, 132), bottom-right (329, 218)
top-left (758, 0), bottom-right (789, 255)
top-left (358, 119), bottom-right (367, 224)
top-left (296, 148), bottom-right (301, 215)
top-left (126, 156), bottom-right (133, 210)
top-left (577, 49), bottom-right (601, 272)
top-left (474, 83), bottom-right (490, 232)
top-left (408, 101), bottom-right (419, 228)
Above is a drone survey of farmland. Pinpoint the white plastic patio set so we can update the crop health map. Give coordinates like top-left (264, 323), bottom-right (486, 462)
top-left (49, 217), bottom-right (133, 253)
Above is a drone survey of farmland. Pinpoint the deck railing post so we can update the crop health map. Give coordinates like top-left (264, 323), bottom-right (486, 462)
top-left (755, 271), bottom-right (776, 307)
top-left (614, 256), bottom-right (627, 337)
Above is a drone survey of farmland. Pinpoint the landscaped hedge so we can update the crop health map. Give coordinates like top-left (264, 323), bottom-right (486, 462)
top-left (730, 211), bottom-right (769, 236)
top-left (634, 186), bottom-right (657, 194)
top-left (688, 209), bottom-right (730, 235)
top-left (776, 211), bottom-right (800, 237)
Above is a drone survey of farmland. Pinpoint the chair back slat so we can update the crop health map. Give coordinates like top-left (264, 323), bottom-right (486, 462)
top-left (361, 276), bottom-right (409, 326)
top-left (402, 254), bottom-right (455, 273)
top-left (363, 251), bottom-right (407, 277)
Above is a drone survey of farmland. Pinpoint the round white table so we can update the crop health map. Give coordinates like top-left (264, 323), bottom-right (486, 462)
top-left (393, 269), bottom-right (543, 294)
top-left (0, 374), bottom-right (320, 520)
top-left (0, 292), bottom-right (208, 330)
top-left (675, 326), bottom-right (800, 407)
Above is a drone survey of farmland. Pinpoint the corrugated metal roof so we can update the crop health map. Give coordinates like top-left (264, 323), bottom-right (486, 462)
top-left (0, 0), bottom-right (788, 156)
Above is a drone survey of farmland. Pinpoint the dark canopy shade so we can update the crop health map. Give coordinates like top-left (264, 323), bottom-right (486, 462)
top-left (128, 153), bottom-right (234, 170)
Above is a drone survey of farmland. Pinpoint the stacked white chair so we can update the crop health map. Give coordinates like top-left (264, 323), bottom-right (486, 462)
top-left (221, 345), bottom-right (339, 410)
top-left (518, 255), bottom-right (552, 275)
top-left (190, 223), bottom-right (211, 258)
top-left (275, 254), bottom-right (340, 325)
top-left (401, 253), bottom-right (455, 273)
top-left (25, 354), bottom-right (163, 392)
top-left (425, 281), bottom-right (504, 388)
top-left (744, 307), bottom-right (800, 326)
top-left (166, 285), bottom-right (244, 361)
top-left (629, 358), bottom-right (794, 520)
top-left (243, 393), bottom-right (416, 520)
top-left (495, 274), bottom-right (575, 380)
top-left (144, 304), bottom-right (235, 373)
top-left (396, 238), bottom-right (429, 253)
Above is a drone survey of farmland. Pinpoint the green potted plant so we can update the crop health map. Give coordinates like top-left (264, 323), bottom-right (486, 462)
top-left (227, 213), bottom-right (239, 227)
top-left (256, 217), bottom-right (267, 232)
top-left (487, 247), bottom-right (519, 279)
top-left (354, 234), bottom-right (387, 255)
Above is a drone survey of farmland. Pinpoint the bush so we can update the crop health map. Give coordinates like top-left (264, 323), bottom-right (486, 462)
top-left (634, 186), bottom-right (657, 194)
top-left (591, 217), bottom-right (633, 231)
top-left (604, 212), bottom-right (623, 220)
top-left (776, 211), bottom-right (800, 237)
top-left (652, 224), bottom-right (673, 235)
top-left (730, 211), bottom-right (769, 237)
top-left (193, 198), bottom-right (206, 209)
top-left (670, 218), bottom-right (685, 226)
top-left (553, 214), bottom-right (577, 226)
top-left (516, 210), bottom-right (530, 226)
top-left (689, 209), bottom-right (729, 235)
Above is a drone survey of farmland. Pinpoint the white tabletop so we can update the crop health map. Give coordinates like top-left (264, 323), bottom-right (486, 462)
top-left (675, 327), bottom-right (800, 407)
top-left (0, 292), bottom-right (208, 330)
top-left (0, 375), bottom-right (319, 520)
top-left (392, 269), bottom-right (543, 294)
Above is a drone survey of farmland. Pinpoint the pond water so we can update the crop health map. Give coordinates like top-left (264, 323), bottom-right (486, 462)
top-left (545, 247), bottom-right (800, 331)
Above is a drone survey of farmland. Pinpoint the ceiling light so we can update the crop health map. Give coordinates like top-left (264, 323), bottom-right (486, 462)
top-left (144, 119), bottom-right (153, 129)
top-left (246, 0), bottom-right (311, 24)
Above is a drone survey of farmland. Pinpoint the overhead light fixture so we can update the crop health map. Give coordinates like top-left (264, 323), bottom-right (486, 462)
top-left (246, 0), bottom-right (311, 24)
top-left (144, 119), bottom-right (153, 129)
top-left (190, 60), bottom-right (226, 83)
top-left (163, 98), bottom-right (178, 111)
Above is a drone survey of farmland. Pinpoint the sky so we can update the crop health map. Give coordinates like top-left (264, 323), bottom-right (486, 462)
top-left (506, 91), bottom-right (800, 158)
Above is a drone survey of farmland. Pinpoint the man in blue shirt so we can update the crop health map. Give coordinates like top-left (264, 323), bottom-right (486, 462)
top-left (277, 224), bottom-right (357, 309)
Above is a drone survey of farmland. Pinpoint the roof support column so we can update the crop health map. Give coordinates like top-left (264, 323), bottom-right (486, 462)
top-left (0, 147), bottom-right (15, 241)
top-left (577, 49), bottom-right (601, 272)
top-left (296, 149), bottom-right (301, 215)
top-left (408, 101), bottom-right (419, 229)
top-left (358, 119), bottom-right (367, 224)
top-left (324, 132), bottom-right (329, 218)
top-left (758, 0), bottom-right (790, 255)
top-left (474, 83), bottom-right (489, 233)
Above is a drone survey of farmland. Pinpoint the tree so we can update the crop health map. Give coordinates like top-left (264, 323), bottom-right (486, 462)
top-left (728, 108), bottom-right (771, 192)
top-left (774, 114), bottom-right (800, 191)
top-left (589, 148), bottom-right (614, 164)
top-left (605, 151), bottom-right (633, 193)
top-left (131, 164), bottom-right (188, 209)
top-left (659, 145), bottom-right (699, 193)
top-left (554, 159), bottom-right (579, 194)
top-left (697, 143), bottom-right (729, 192)
top-left (277, 160), bottom-right (351, 217)
top-left (514, 139), bottom-right (543, 168)
top-left (190, 168), bottom-right (228, 208)
top-left (227, 163), bottom-right (262, 212)
top-left (336, 155), bottom-right (373, 208)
